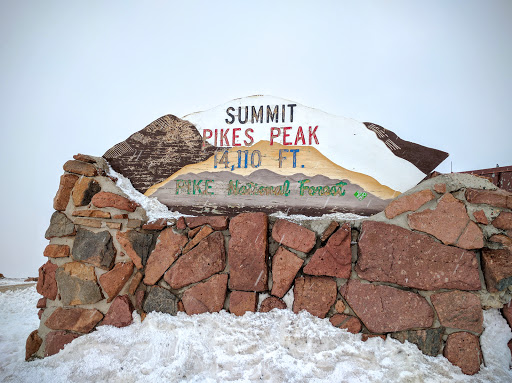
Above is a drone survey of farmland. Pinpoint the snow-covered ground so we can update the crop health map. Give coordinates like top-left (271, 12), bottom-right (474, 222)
top-left (1, 286), bottom-right (511, 382)
top-left (0, 278), bottom-right (35, 287)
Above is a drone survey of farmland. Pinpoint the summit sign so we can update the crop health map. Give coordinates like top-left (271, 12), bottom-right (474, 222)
top-left (104, 95), bottom-right (448, 216)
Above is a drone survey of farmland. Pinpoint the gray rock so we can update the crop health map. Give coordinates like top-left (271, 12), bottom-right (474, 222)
top-left (45, 212), bottom-right (75, 239)
top-left (55, 264), bottom-right (103, 306)
top-left (390, 327), bottom-right (444, 356)
top-left (129, 231), bottom-right (156, 267)
top-left (72, 228), bottom-right (115, 270)
top-left (143, 286), bottom-right (177, 315)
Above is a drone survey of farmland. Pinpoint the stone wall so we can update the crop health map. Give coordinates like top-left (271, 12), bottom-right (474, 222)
top-left (26, 154), bottom-right (512, 376)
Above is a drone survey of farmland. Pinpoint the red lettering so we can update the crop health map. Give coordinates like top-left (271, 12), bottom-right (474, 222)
top-left (270, 127), bottom-right (281, 145)
top-left (220, 129), bottom-right (230, 146)
top-left (309, 126), bottom-right (319, 145)
top-left (214, 129), bottom-right (218, 146)
top-left (282, 127), bottom-right (292, 145)
top-left (244, 128), bottom-right (254, 146)
top-left (232, 128), bottom-right (241, 146)
top-left (294, 126), bottom-right (306, 145)
top-left (202, 129), bottom-right (213, 148)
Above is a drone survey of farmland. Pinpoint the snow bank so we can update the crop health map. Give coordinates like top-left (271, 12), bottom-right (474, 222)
top-left (1, 286), bottom-right (511, 382)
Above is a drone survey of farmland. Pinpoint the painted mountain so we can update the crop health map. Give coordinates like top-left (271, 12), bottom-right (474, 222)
top-left (103, 95), bottom-right (448, 216)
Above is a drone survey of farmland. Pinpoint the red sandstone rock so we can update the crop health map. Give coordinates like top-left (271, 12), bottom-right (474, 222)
top-left (165, 231), bottom-right (226, 289)
top-left (489, 234), bottom-right (512, 250)
top-left (259, 296), bottom-right (287, 312)
top-left (38, 309), bottom-right (43, 319)
top-left (43, 244), bottom-right (70, 258)
top-left (272, 219), bottom-right (316, 253)
top-left (106, 222), bottom-right (122, 230)
top-left (73, 153), bottom-right (96, 163)
top-left (36, 261), bottom-right (58, 300)
top-left (101, 295), bottom-right (134, 327)
top-left (53, 174), bottom-right (79, 211)
top-left (408, 193), bottom-right (483, 249)
top-left (472, 210), bottom-right (489, 225)
top-left (229, 291), bottom-right (257, 316)
top-left (443, 332), bottom-right (482, 375)
top-left (176, 217), bottom-right (186, 230)
top-left (72, 209), bottom-right (110, 219)
top-left (271, 247), bottom-right (304, 298)
top-left (116, 230), bottom-right (154, 270)
top-left (72, 177), bottom-right (101, 206)
top-left (361, 334), bottom-right (387, 341)
top-left (134, 289), bottom-right (145, 311)
top-left (73, 218), bottom-right (102, 228)
top-left (63, 160), bottom-right (97, 177)
top-left (431, 291), bottom-right (483, 333)
top-left (293, 276), bottom-right (337, 319)
top-left (188, 226), bottom-right (201, 238)
top-left (113, 214), bottom-right (129, 219)
top-left (335, 300), bottom-right (346, 313)
top-left (185, 216), bottom-right (229, 230)
top-left (492, 211), bottom-right (512, 230)
top-left (92, 192), bottom-right (138, 212)
top-left (343, 280), bottom-right (434, 333)
top-left (303, 223), bottom-right (352, 279)
top-left (44, 331), bottom-right (81, 357)
top-left (434, 183), bottom-right (446, 194)
top-left (36, 297), bottom-right (47, 308)
top-left (99, 262), bottom-right (134, 302)
top-left (129, 272), bottom-right (143, 295)
top-left (183, 225), bottom-right (213, 254)
top-left (25, 330), bottom-right (42, 360)
top-left (320, 221), bottom-right (339, 242)
top-left (356, 221), bottom-right (481, 291)
top-left (481, 248), bottom-right (512, 292)
top-left (182, 274), bottom-right (228, 315)
top-left (385, 189), bottom-right (435, 219)
top-left (329, 314), bottom-right (362, 334)
top-left (142, 218), bottom-right (170, 230)
top-left (228, 212), bottom-right (268, 292)
top-left (465, 188), bottom-right (512, 209)
top-left (144, 228), bottom-right (187, 285)
top-left (45, 307), bottom-right (103, 333)
top-left (502, 301), bottom-right (512, 328)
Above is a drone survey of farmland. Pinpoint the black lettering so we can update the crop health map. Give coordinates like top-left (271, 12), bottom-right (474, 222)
top-left (225, 107), bottom-right (235, 124)
top-left (288, 104), bottom-right (296, 123)
top-left (267, 105), bottom-right (279, 123)
top-left (251, 106), bottom-right (263, 123)
top-left (238, 106), bottom-right (248, 124)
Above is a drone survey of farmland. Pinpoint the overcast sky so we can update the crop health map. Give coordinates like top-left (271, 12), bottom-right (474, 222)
top-left (1, 0), bottom-right (511, 277)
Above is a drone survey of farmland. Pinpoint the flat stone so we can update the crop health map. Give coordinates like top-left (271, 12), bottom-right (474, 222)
top-left (73, 153), bottom-right (96, 163)
top-left (176, 217), bottom-right (186, 230)
top-left (492, 211), bottom-right (512, 230)
top-left (92, 192), bottom-right (138, 212)
top-left (72, 177), bottom-right (101, 207)
top-left (259, 296), bottom-right (287, 312)
top-left (135, 289), bottom-right (145, 311)
top-left (53, 174), bottom-right (79, 211)
top-left (481, 248), bottom-right (512, 292)
top-left (271, 247), bottom-right (304, 298)
top-left (320, 221), bottom-right (339, 242)
top-left (434, 183), bottom-right (446, 194)
top-left (127, 219), bottom-right (143, 228)
top-left (116, 230), bottom-right (156, 270)
top-left (408, 193), bottom-right (483, 249)
top-left (101, 295), bottom-right (134, 328)
top-left (63, 160), bottom-right (97, 177)
top-left (502, 301), bottom-right (512, 328)
top-left (390, 328), bottom-right (444, 356)
top-left (272, 219), bottom-right (316, 253)
top-left (229, 291), bottom-right (257, 316)
top-left (385, 189), bottom-right (435, 219)
top-left (36, 261), bottom-right (58, 300)
top-left (183, 225), bottom-right (213, 254)
top-left (343, 280), bottom-right (434, 333)
top-left (142, 218), bottom-right (169, 230)
top-left (185, 216), bottom-right (229, 230)
top-left (99, 262), bottom-right (134, 302)
top-left (73, 218), bottom-right (102, 228)
top-left (45, 211), bottom-right (75, 239)
top-left (43, 244), bottom-right (70, 258)
top-left (142, 286), bottom-right (178, 315)
top-left (228, 212), bottom-right (268, 292)
top-left (45, 307), bottom-right (103, 333)
top-left (72, 228), bottom-right (115, 270)
top-left (36, 297), bottom-right (47, 308)
top-left (144, 228), bottom-right (188, 285)
top-left (106, 222), bottom-right (122, 230)
top-left (44, 331), bottom-right (80, 357)
top-left (292, 276), bottom-right (337, 319)
top-left (165, 231), bottom-right (226, 289)
top-left (329, 314), bottom-right (362, 334)
top-left (113, 214), bottom-right (129, 219)
top-left (431, 291), bottom-right (483, 333)
top-left (72, 209), bottom-right (111, 219)
top-left (25, 330), bottom-right (42, 361)
top-left (335, 300), bottom-right (346, 313)
top-left (55, 262), bottom-right (103, 306)
top-left (472, 210), bottom-right (489, 225)
top-left (443, 332), bottom-right (482, 375)
top-left (465, 188), bottom-right (512, 209)
top-left (356, 221), bottom-right (481, 290)
top-left (128, 271), bottom-right (143, 295)
top-left (182, 274), bottom-right (228, 315)
top-left (303, 223), bottom-right (352, 279)
top-left (489, 234), bottom-right (512, 249)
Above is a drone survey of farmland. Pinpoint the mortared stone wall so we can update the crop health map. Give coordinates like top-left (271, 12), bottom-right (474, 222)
top-left (27, 154), bottom-right (512, 376)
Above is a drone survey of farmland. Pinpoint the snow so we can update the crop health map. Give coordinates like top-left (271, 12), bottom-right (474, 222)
top-left (1, 286), bottom-right (511, 382)
top-left (0, 278), bottom-right (35, 287)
